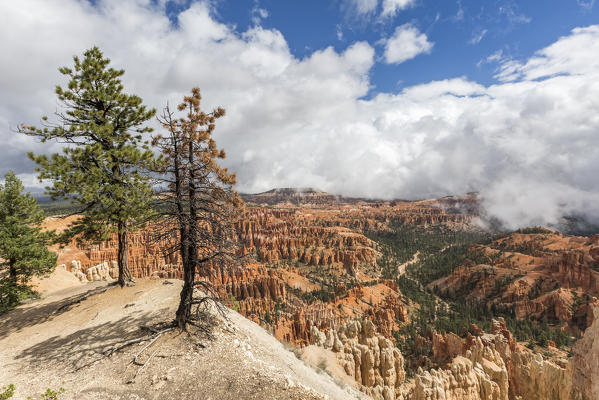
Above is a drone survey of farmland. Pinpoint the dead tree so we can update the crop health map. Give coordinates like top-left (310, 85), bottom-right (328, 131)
top-left (152, 88), bottom-right (242, 330)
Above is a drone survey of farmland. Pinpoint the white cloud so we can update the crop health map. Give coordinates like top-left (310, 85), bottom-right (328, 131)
top-left (251, 5), bottom-right (269, 25)
top-left (494, 25), bottom-right (599, 82)
top-left (347, 0), bottom-right (378, 16)
top-left (454, 0), bottom-right (464, 21)
top-left (486, 49), bottom-right (505, 63)
top-left (342, 0), bottom-right (414, 21)
top-left (577, 0), bottom-right (595, 10)
top-left (1, 1), bottom-right (599, 230)
top-left (383, 24), bottom-right (434, 64)
top-left (336, 24), bottom-right (343, 41)
top-left (469, 29), bottom-right (488, 45)
top-left (498, 4), bottom-right (531, 25)
top-left (381, 0), bottom-right (416, 18)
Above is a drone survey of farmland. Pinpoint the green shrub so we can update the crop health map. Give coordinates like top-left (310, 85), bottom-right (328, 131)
top-left (0, 385), bottom-right (15, 400)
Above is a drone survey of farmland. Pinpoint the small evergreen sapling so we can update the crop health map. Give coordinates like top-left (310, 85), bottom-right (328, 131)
top-left (0, 172), bottom-right (57, 312)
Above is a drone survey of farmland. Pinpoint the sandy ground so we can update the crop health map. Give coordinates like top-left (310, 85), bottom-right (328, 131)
top-left (0, 279), bottom-right (368, 400)
top-left (280, 270), bottom-right (321, 292)
top-left (30, 265), bottom-right (85, 294)
top-left (300, 345), bottom-right (358, 388)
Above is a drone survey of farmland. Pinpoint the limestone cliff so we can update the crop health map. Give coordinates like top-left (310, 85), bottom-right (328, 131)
top-left (306, 316), bottom-right (590, 400)
top-left (570, 306), bottom-right (599, 400)
top-left (310, 320), bottom-right (406, 400)
top-left (413, 317), bottom-right (599, 400)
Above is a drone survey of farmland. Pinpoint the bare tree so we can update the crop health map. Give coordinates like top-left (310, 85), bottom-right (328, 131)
top-left (152, 88), bottom-right (242, 330)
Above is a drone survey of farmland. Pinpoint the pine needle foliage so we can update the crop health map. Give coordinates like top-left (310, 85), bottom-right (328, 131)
top-left (152, 88), bottom-right (242, 329)
top-left (19, 47), bottom-right (162, 287)
top-left (0, 172), bottom-right (57, 313)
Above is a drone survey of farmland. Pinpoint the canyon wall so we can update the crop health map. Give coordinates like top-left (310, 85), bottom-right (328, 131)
top-left (304, 313), bottom-right (599, 400)
top-left (309, 319), bottom-right (406, 400)
top-left (408, 316), bottom-right (599, 400)
top-left (570, 307), bottom-right (599, 400)
top-left (46, 199), bottom-right (599, 400)
top-left (431, 232), bottom-right (599, 333)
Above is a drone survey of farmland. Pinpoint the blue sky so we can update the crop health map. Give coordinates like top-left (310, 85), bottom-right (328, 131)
top-left (1, 0), bottom-right (599, 228)
top-left (202, 0), bottom-right (599, 94)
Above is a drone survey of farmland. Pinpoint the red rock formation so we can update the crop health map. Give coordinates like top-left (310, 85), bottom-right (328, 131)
top-left (364, 294), bottom-right (408, 338)
top-left (237, 209), bottom-right (379, 271)
top-left (431, 232), bottom-right (599, 333)
top-left (432, 331), bottom-right (467, 364)
top-left (48, 194), bottom-right (476, 349)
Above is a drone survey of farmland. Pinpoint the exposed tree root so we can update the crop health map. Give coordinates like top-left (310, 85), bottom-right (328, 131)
top-left (52, 283), bottom-right (117, 316)
top-left (103, 326), bottom-right (174, 357)
top-left (71, 325), bottom-right (174, 374)
top-left (133, 331), bottom-right (165, 365)
top-left (132, 347), bottom-right (160, 380)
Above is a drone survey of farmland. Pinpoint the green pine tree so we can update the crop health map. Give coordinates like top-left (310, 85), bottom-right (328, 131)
top-left (0, 172), bottom-right (57, 313)
top-left (19, 47), bottom-right (162, 287)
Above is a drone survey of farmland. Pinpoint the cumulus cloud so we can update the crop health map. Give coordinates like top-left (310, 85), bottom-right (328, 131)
top-left (383, 24), bottom-right (434, 64)
top-left (380, 0), bottom-right (416, 18)
top-left (342, 0), bottom-right (414, 19)
top-left (494, 25), bottom-right (599, 82)
top-left (0, 1), bottom-right (598, 230)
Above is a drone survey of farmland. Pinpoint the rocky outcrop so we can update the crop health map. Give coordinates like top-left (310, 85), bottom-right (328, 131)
top-left (241, 187), bottom-right (339, 206)
top-left (196, 264), bottom-right (287, 301)
top-left (64, 261), bottom-right (86, 282)
top-left (310, 320), bottom-right (405, 400)
top-left (60, 226), bottom-right (182, 279)
top-left (412, 317), bottom-right (576, 400)
top-left (549, 250), bottom-right (599, 294)
top-left (65, 260), bottom-right (118, 282)
top-left (309, 201), bottom-right (476, 233)
top-left (431, 331), bottom-right (468, 365)
top-left (431, 232), bottom-right (599, 333)
top-left (363, 294), bottom-right (408, 338)
top-left (570, 306), bottom-right (599, 400)
top-left (237, 210), bottom-right (379, 271)
top-left (303, 313), bottom-right (589, 400)
top-left (488, 318), bottom-right (571, 400)
top-left (306, 317), bottom-right (576, 400)
top-left (413, 338), bottom-right (508, 400)
top-left (240, 189), bottom-right (479, 230)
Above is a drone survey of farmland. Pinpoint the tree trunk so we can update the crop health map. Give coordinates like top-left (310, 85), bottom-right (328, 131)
top-left (7, 259), bottom-right (19, 305)
top-left (8, 260), bottom-right (17, 283)
top-left (175, 218), bottom-right (191, 328)
top-left (176, 133), bottom-right (199, 329)
top-left (117, 220), bottom-right (134, 287)
top-left (175, 240), bottom-right (192, 329)
top-left (187, 134), bottom-right (199, 308)
top-left (172, 131), bottom-right (193, 329)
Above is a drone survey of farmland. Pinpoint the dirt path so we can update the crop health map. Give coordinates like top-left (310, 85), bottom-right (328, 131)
top-left (397, 251), bottom-right (420, 277)
top-left (0, 279), bottom-right (367, 400)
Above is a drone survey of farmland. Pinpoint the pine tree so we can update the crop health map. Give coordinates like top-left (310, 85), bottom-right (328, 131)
top-left (0, 172), bottom-right (57, 313)
top-left (153, 88), bottom-right (242, 329)
top-left (19, 47), bottom-right (162, 287)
